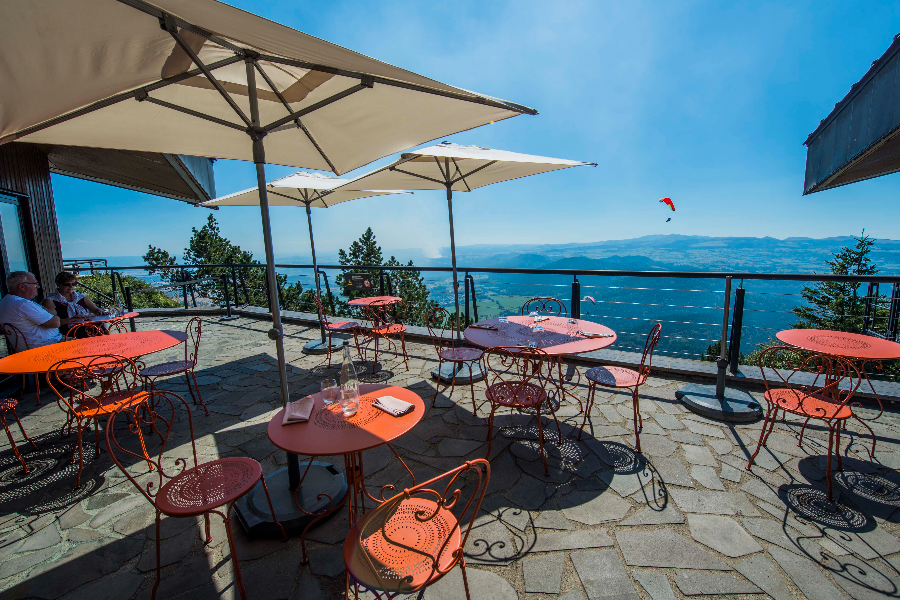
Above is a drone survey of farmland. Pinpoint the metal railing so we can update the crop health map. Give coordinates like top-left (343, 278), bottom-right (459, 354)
top-left (64, 260), bottom-right (900, 375)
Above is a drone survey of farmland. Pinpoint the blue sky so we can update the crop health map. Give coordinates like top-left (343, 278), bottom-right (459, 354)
top-left (53, 0), bottom-right (900, 263)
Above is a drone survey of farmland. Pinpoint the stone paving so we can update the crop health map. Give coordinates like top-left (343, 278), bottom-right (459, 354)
top-left (2, 316), bottom-right (900, 599)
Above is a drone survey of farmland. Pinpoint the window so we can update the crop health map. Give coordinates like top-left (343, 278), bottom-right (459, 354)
top-left (0, 193), bottom-right (31, 294)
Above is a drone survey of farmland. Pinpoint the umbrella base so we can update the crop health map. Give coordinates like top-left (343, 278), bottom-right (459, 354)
top-left (676, 383), bottom-right (762, 423)
top-left (219, 315), bottom-right (240, 321)
top-left (234, 463), bottom-right (347, 538)
top-left (302, 338), bottom-right (343, 355)
top-left (431, 360), bottom-right (485, 384)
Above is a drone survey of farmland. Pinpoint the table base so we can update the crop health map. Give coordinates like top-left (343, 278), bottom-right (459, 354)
top-left (431, 360), bottom-right (485, 384)
top-left (677, 383), bottom-right (761, 423)
top-left (234, 463), bottom-right (347, 538)
top-left (302, 338), bottom-right (343, 355)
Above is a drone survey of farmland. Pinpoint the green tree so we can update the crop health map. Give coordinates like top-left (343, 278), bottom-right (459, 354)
top-left (78, 273), bottom-right (180, 309)
top-left (792, 231), bottom-right (881, 333)
top-left (143, 214), bottom-right (305, 310)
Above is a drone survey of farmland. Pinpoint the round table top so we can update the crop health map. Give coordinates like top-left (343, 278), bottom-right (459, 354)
top-left (0, 330), bottom-right (188, 374)
top-left (776, 329), bottom-right (900, 360)
top-left (75, 311), bottom-right (139, 324)
top-left (464, 316), bottom-right (617, 356)
top-left (348, 296), bottom-right (402, 307)
top-left (267, 384), bottom-right (424, 456)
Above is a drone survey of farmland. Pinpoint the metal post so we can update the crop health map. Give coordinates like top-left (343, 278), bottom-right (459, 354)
top-left (715, 276), bottom-right (732, 398)
top-left (124, 286), bottom-right (136, 332)
top-left (572, 276), bottom-right (581, 319)
top-left (728, 286), bottom-right (745, 375)
top-left (464, 273), bottom-right (470, 328)
top-left (863, 282), bottom-right (875, 334)
top-left (446, 185), bottom-right (461, 340)
top-left (889, 283), bottom-right (900, 341)
top-left (468, 274), bottom-right (479, 323)
top-left (231, 266), bottom-right (240, 305)
top-left (181, 267), bottom-right (189, 309)
top-left (221, 273), bottom-right (236, 319)
top-left (306, 204), bottom-right (326, 343)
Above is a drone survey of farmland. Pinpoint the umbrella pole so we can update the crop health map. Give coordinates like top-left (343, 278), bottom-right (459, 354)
top-left (307, 204), bottom-right (327, 344)
top-left (447, 186), bottom-right (461, 340)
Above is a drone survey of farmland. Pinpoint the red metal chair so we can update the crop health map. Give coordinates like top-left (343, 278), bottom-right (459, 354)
top-left (140, 317), bottom-right (208, 416)
top-left (748, 346), bottom-right (861, 500)
top-left (1, 398), bottom-right (36, 474)
top-left (426, 306), bottom-right (483, 411)
top-left (313, 294), bottom-right (362, 367)
top-left (64, 321), bottom-right (108, 340)
top-left (521, 297), bottom-right (568, 317)
top-left (482, 346), bottom-right (562, 475)
top-left (579, 323), bottom-right (662, 453)
top-left (48, 354), bottom-right (153, 487)
top-left (344, 459), bottom-right (490, 600)
top-left (105, 389), bottom-right (286, 600)
top-left (363, 299), bottom-right (409, 373)
top-left (1, 322), bottom-right (43, 406)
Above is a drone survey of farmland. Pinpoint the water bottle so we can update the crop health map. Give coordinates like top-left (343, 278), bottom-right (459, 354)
top-left (340, 341), bottom-right (359, 416)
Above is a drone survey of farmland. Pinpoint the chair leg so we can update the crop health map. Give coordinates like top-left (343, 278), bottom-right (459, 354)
top-left (400, 333), bottom-right (409, 371)
top-left (34, 374), bottom-right (41, 406)
top-left (460, 560), bottom-right (473, 600)
top-left (352, 329), bottom-right (363, 362)
top-left (432, 358), bottom-right (443, 408)
top-left (747, 407), bottom-right (777, 470)
top-left (1, 411), bottom-right (29, 474)
top-left (450, 361), bottom-right (458, 399)
top-left (797, 416), bottom-right (811, 447)
top-left (326, 330), bottom-right (333, 368)
top-left (224, 506), bottom-right (249, 600)
top-left (578, 383), bottom-right (596, 440)
top-left (188, 369), bottom-right (209, 416)
top-left (11, 407), bottom-right (37, 450)
top-left (834, 420), bottom-right (843, 471)
top-left (74, 423), bottom-right (85, 487)
top-left (536, 404), bottom-right (549, 476)
top-left (152, 511), bottom-right (162, 600)
top-left (203, 513), bottom-right (212, 544)
top-left (826, 423), bottom-right (836, 501)
top-left (632, 387), bottom-right (642, 453)
top-left (259, 474), bottom-right (288, 541)
top-left (468, 361), bottom-right (477, 414)
top-left (485, 406), bottom-right (497, 459)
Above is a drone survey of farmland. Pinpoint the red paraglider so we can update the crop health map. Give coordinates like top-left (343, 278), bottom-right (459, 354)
top-left (660, 197), bottom-right (675, 211)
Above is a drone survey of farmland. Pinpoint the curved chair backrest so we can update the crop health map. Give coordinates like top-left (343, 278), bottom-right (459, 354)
top-left (107, 320), bottom-right (129, 334)
top-left (350, 458), bottom-right (490, 596)
top-left (105, 389), bottom-right (197, 505)
top-left (482, 346), bottom-right (556, 408)
top-left (757, 346), bottom-right (861, 415)
top-left (365, 298), bottom-right (407, 328)
top-left (425, 306), bottom-right (453, 355)
top-left (312, 294), bottom-right (331, 327)
top-left (47, 354), bottom-right (142, 412)
top-left (521, 297), bottom-right (568, 317)
top-left (65, 321), bottom-right (108, 341)
top-left (637, 323), bottom-right (663, 382)
top-left (0, 322), bottom-right (30, 353)
top-left (184, 317), bottom-right (202, 365)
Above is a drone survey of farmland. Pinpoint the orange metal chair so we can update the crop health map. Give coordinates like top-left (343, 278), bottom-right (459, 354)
top-left (426, 306), bottom-right (483, 411)
top-left (140, 317), bottom-right (208, 415)
top-left (748, 346), bottom-right (861, 500)
top-left (1, 397), bottom-right (37, 473)
top-left (579, 323), bottom-right (662, 452)
top-left (105, 390), bottom-right (286, 600)
top-left (48, 354), bottom-right (152, 487)
top-left (0, 323), bottom-right (42, 406)
top-left (482, 346), bottom-right (562, 475)
top-left (64, 321), bottom-right (108, 340)
top-left (363, 299), bottom-right (409, 373)
top-left (520, 297), bottom-right (568, 317)
top-left (313, 294), bottom-right (362, 367)
top-left (344, 459), bottom-right (490, 600)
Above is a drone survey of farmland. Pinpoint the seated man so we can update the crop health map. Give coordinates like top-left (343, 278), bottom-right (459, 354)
top-left (0, 271), bottom-right (62, 351)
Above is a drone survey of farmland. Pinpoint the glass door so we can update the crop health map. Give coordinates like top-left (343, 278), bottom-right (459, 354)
top-left (0, 193), bottom-right (31, 295)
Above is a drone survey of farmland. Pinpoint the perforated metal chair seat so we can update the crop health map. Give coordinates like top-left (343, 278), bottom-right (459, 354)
top-left (439, 347), bottom-right (483, 362)
top-left (0, 398), bottom-right (16, 411)
top-left (765, 388), bottom-right (852, 420)
top-left (486, 382), bottom-right (547, 408)
top-left (141, 360), bottom-right (195, 378)
top-left (372, 323), bottom-right (406, 335)
top-left (156, 457), bottom-right (262, 517)
top-left (345, 497), bottom-right (461, 593)
top-left (325, 321), bottom-right (359, 331)
top-left (72, 390), bottom-right (150, 419)
top-left (585, 366), bottom-right (643, 388)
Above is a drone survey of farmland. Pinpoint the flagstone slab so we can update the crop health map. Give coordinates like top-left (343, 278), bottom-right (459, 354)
top-left (571, 549), bottom-right (640, 600)
top-left (674, 571), bottom-right (760, 596)
top-left (523, 554), bottom-right (564, 594)
top-left (615, 529), bottom-right (732, 570)
top-left (424, 567), bottom-right (516, 600)
top-left (669, 490), bottom-right (761, 516)
top-left (688, 514), bottom-right (762, 557)
top-left (690, 465), bottom-right (725, 490)
top-left (651, 413), bottom-right (683, 430)
top-left (823, 524), bottom-right (900, 559)
top-left (767, 546), bottom-right (846, 600)
top-left (682, 444), bottom-right (717, 467)
top-left (635, 434), bottom-right (678, 457)
top-left (720, 463), bottom-right (743, 483)
top-left (740, 517), bottom-right (806, 555)
top-left (532, 510), bottom-right (574, 530)
top-left (531, 529), bottom-right (614, 552)
top-left (632, 571), bottom-right (676, 600)
top-left (620, 503), bottom-right (685, 526)
top-left (734, 554), bottom-right (792, 600)
top-left (561, 491), bottom-right (631, 525)
top-left (651, 456), bottom-right (693, 488)
top-left (505, 476), bottom-right (552, 510)
top-left (669, 430), bottom-right (703, 445)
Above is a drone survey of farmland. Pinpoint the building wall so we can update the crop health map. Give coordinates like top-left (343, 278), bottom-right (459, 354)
top-left (0, 143), bottom-right (64, 292)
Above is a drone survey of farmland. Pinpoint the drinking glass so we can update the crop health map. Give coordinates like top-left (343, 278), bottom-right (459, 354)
top-left (341, 383), bottom-right (360, 417)
top-left (320, 378), bottom-right (339, 404)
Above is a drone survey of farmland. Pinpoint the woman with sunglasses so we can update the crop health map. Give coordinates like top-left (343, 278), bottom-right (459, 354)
top-left (41, 271), bottom-right (105, 338)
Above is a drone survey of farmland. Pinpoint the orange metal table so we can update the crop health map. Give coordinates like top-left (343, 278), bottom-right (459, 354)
top-left (0, 330), bottom-right (188, 374)
top-left (347, 296), bottom-right (402, 307)
top-left (76, 311), bottom-right (140, 324)
top-left (267, 383), bottom-right (424, 560)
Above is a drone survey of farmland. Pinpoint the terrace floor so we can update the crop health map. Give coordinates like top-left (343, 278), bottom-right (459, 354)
top-left (2, 315), bottom-right (900, 599)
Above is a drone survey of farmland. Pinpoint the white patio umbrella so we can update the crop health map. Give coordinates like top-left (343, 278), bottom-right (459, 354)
top-left (0, 0), bottom-right (536, 410)
top-left (335, 142), bottom-right (596, 338)
top-left (202, 172), bottom-right (411, 351)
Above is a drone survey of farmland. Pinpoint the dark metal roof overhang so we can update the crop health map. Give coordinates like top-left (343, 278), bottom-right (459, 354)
top-left (803, 33), bottom-right (900, 194)
top-left (34, 143), bottom-right (216, 204)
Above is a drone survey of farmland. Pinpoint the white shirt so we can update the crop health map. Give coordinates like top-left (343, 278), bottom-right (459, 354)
top-left (0, 294), bottom-right (63, 352)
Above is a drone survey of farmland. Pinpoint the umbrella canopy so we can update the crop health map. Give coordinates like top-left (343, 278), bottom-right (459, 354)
top-left (0, 0), bottom-right (536, 410)
top-left (338, 142), bottom-right (596, 336)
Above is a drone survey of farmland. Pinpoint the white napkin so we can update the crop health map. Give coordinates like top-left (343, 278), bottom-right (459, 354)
top-left (373, 395), bottom-right (414, 417)
top-left (579, 331), bottom-right (614, 338)
top-left (534, 315), bottom-right (550, 322)
top-left (282, 396), bottom-right (315, 425)
top-left (469, 323), bottom-right (497, 330)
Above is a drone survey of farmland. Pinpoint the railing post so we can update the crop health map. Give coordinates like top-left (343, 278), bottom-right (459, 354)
top-left (231, 266), bottom-right (240, 305)
top-left (379, 271), bottom-right (385, 296)
top-left (221, 273), bottom-right (234, 319)
top-left (387, 273), bottom-right (393, 296)
top-left (715, 276), bottom-right (732, 398)
top-left (239, 269), bottom-right (249, 305)
top-left (572, 276), bottom-right (581, 319)
top-left (464, 273), bottom-right (470, 327)
top-left (888, 283), bottom-right (900, 341)
top-left (181, 268), bottom-right (189, 310)
top-left (728, 286), bottom-right (745, 375)
top-left (469, 275), bottom-right (478, 323)
top-left (124, 286), bottom-right (136, 332)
